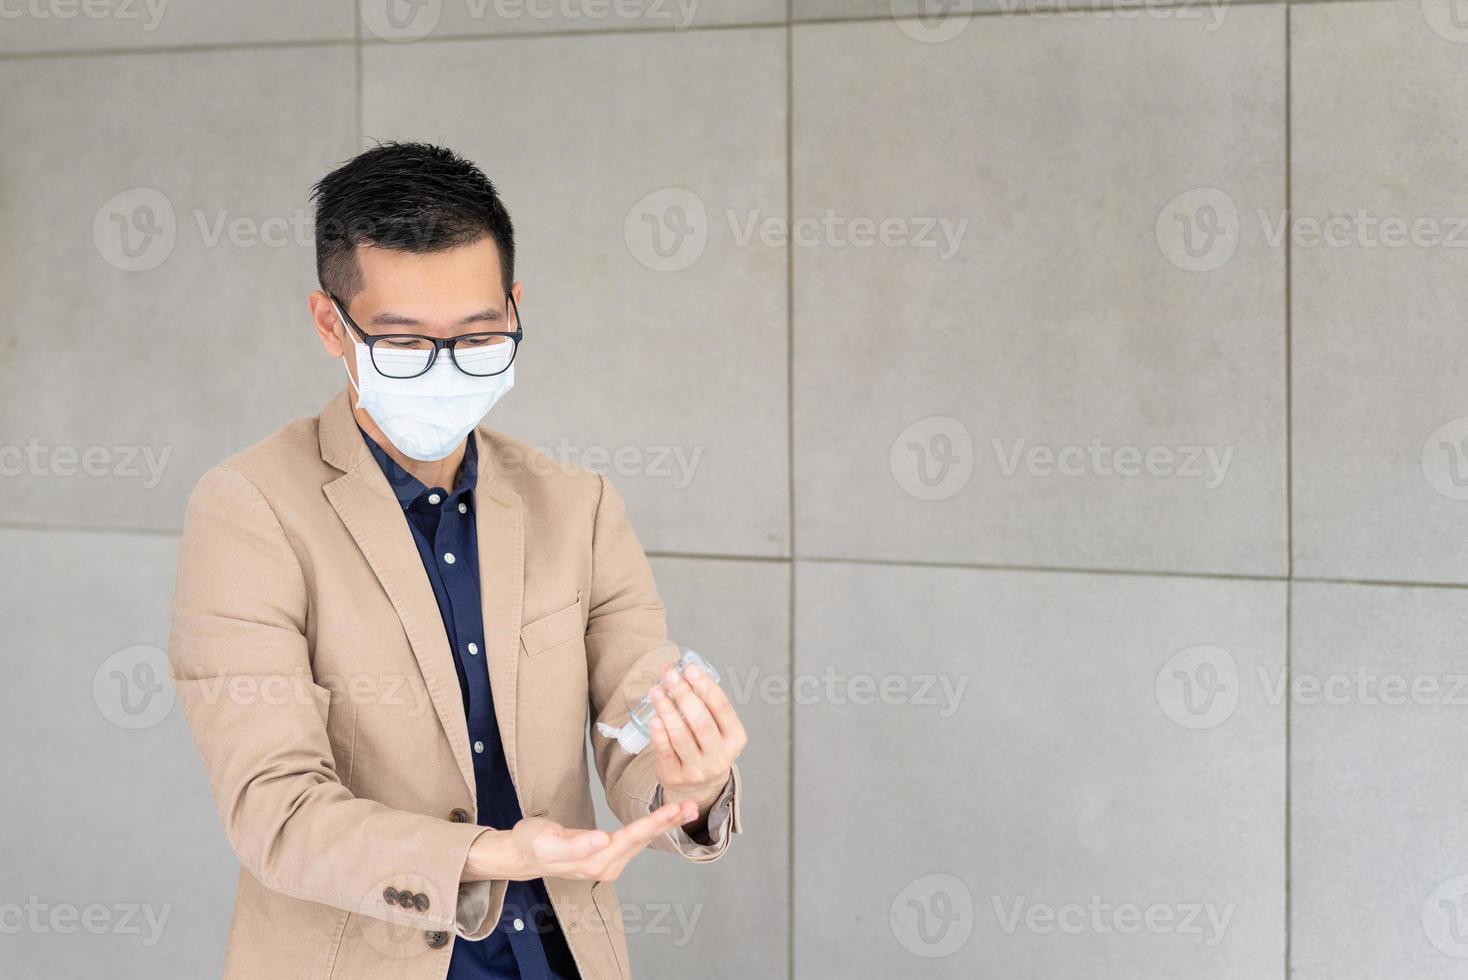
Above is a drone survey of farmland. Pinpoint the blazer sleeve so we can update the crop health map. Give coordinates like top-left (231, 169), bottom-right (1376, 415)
top-left (168, 465), bottom-right (498, 936)
top-left (584, 472), bottom-right (743, 861)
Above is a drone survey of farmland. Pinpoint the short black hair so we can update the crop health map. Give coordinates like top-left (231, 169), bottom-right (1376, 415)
top-left (310, 141), bottom-right (516, 302)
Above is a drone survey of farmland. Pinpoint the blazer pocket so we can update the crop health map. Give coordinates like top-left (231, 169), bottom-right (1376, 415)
top-left (520, 593), bottom-right (584, 657)
top-left (310, 681), bottom-right (332, 727)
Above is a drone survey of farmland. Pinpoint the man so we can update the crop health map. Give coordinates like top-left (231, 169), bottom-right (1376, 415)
top-left (168, 142), bottom-right (746, 980)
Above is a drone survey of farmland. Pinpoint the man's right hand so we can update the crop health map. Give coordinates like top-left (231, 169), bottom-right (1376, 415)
top-left (462, 800), bottom-right (698, 883)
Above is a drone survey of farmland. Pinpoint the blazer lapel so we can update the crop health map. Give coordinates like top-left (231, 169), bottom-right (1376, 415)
top-left (318, 390), bottom-right (478, 804)
top-left (472, 433), bottom-right (527, 802)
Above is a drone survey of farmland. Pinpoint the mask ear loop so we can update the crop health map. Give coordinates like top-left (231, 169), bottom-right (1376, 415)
top-left (330, 297), bottom-right (363, 396)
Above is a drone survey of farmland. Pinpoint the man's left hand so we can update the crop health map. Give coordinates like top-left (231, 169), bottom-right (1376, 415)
top-left (648, 660), bottom-right (747, 829)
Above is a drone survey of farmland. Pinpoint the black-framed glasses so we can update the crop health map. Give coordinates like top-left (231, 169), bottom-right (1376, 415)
top-left (330, 292), bottom-right (523, 380)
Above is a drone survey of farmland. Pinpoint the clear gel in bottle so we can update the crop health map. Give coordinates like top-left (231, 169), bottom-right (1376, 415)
top-left (596, 647), bottom-right (721, 754)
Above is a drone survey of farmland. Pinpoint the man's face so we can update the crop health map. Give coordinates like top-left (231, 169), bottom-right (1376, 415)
top-left (316, 235), bottom-right (521, 388)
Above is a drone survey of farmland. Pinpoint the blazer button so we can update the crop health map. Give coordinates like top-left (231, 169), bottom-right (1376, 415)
top-left (450, 808), bottom-right (470, 823)
top-left (383, 887), bottom-right (399, 906)
top-left (414, 893), bottom-right (430, 912)
top-left (424, 930), bottom-right (449, 949)
top-left (397, 891), bottom-right (416, 909)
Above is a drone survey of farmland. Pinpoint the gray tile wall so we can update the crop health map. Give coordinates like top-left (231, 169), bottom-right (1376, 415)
top-left (4, 1), bottom-right (1467, 977)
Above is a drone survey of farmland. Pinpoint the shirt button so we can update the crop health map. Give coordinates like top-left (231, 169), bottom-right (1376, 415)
top-left (467, 642), bottom-right (479, 655)
top-left (458, 502), bottom-right (468, 514)
top-left (443, 553), bottom-right (456, 565)
top-left (513, 918), bottom-right (524, 932)
top-left (428, 492), bottom-right (441, 505)
top-left (474, 740), bottom-right (484, 754)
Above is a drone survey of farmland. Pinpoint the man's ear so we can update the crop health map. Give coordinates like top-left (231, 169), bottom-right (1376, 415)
top-left (310, 290), bottom-right (347, 358)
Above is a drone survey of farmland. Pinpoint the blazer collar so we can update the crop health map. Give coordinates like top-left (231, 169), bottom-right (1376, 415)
top-left (318, 388), bottom-right (371, 474)
top-left (318, 387), bottom-right (519, 509)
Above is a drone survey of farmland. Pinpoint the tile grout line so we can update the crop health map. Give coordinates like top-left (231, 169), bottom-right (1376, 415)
top-left (784, 4), bottom-right (797, 978)
top-left (8, 517), bottom-right (1468, 595)
top-left (8, 515), bottom-right (1468, 592)
top-left (354, 0), bottom-right (364, 148)
top-left (0, 36), bottom-right (358, 61)
top-left (794, 555), bottom-right (1292, 581)
top-left (0, 0), bottom-right (1345, 63)
top-left (1283, 5), bottom-right (1295, 977)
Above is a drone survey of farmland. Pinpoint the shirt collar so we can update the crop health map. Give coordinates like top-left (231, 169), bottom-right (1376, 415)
top-left (358, 427), bottom-right (479, 509)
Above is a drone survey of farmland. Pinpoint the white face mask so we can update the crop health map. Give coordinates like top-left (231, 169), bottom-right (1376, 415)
top-left (334, 300), bottom-right (516, 462)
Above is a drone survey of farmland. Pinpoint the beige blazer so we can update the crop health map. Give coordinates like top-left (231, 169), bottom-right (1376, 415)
top-left (168, 389), bottom-right (742, 980)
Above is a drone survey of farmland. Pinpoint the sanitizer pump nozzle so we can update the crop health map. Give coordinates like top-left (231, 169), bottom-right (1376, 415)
top-left (596, 647), bottom-right (721, 755)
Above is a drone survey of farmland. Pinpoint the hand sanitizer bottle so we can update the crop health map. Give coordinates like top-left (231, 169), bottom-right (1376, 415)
top-left (596, 647), bottom-right (721, 754)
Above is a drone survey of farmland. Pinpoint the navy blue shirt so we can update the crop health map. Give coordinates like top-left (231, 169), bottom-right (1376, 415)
top-left (362, 430), bottom-right (580, 980)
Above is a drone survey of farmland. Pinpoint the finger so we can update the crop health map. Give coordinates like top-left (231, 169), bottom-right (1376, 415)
top-left (650, 684), bottom-right (700, 762)
top-left (532, 827), bottom-right (611, 864)
top-left (573, 807), bottom-right (680, 876)
top-left (649, 712), bottom-right (680, 767)
top-left (683, 663), bottom-right (744, 744)
top-left (661, 666), bottom-right (721, 751)
top-left (583, 807), bottom-right (679, 871)
top-left (601, 801), bottom-right (700, 876)
top-left (607, 801), bottom-right (688, 852)
top-left (598, 798), bottom-right (701, 874)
